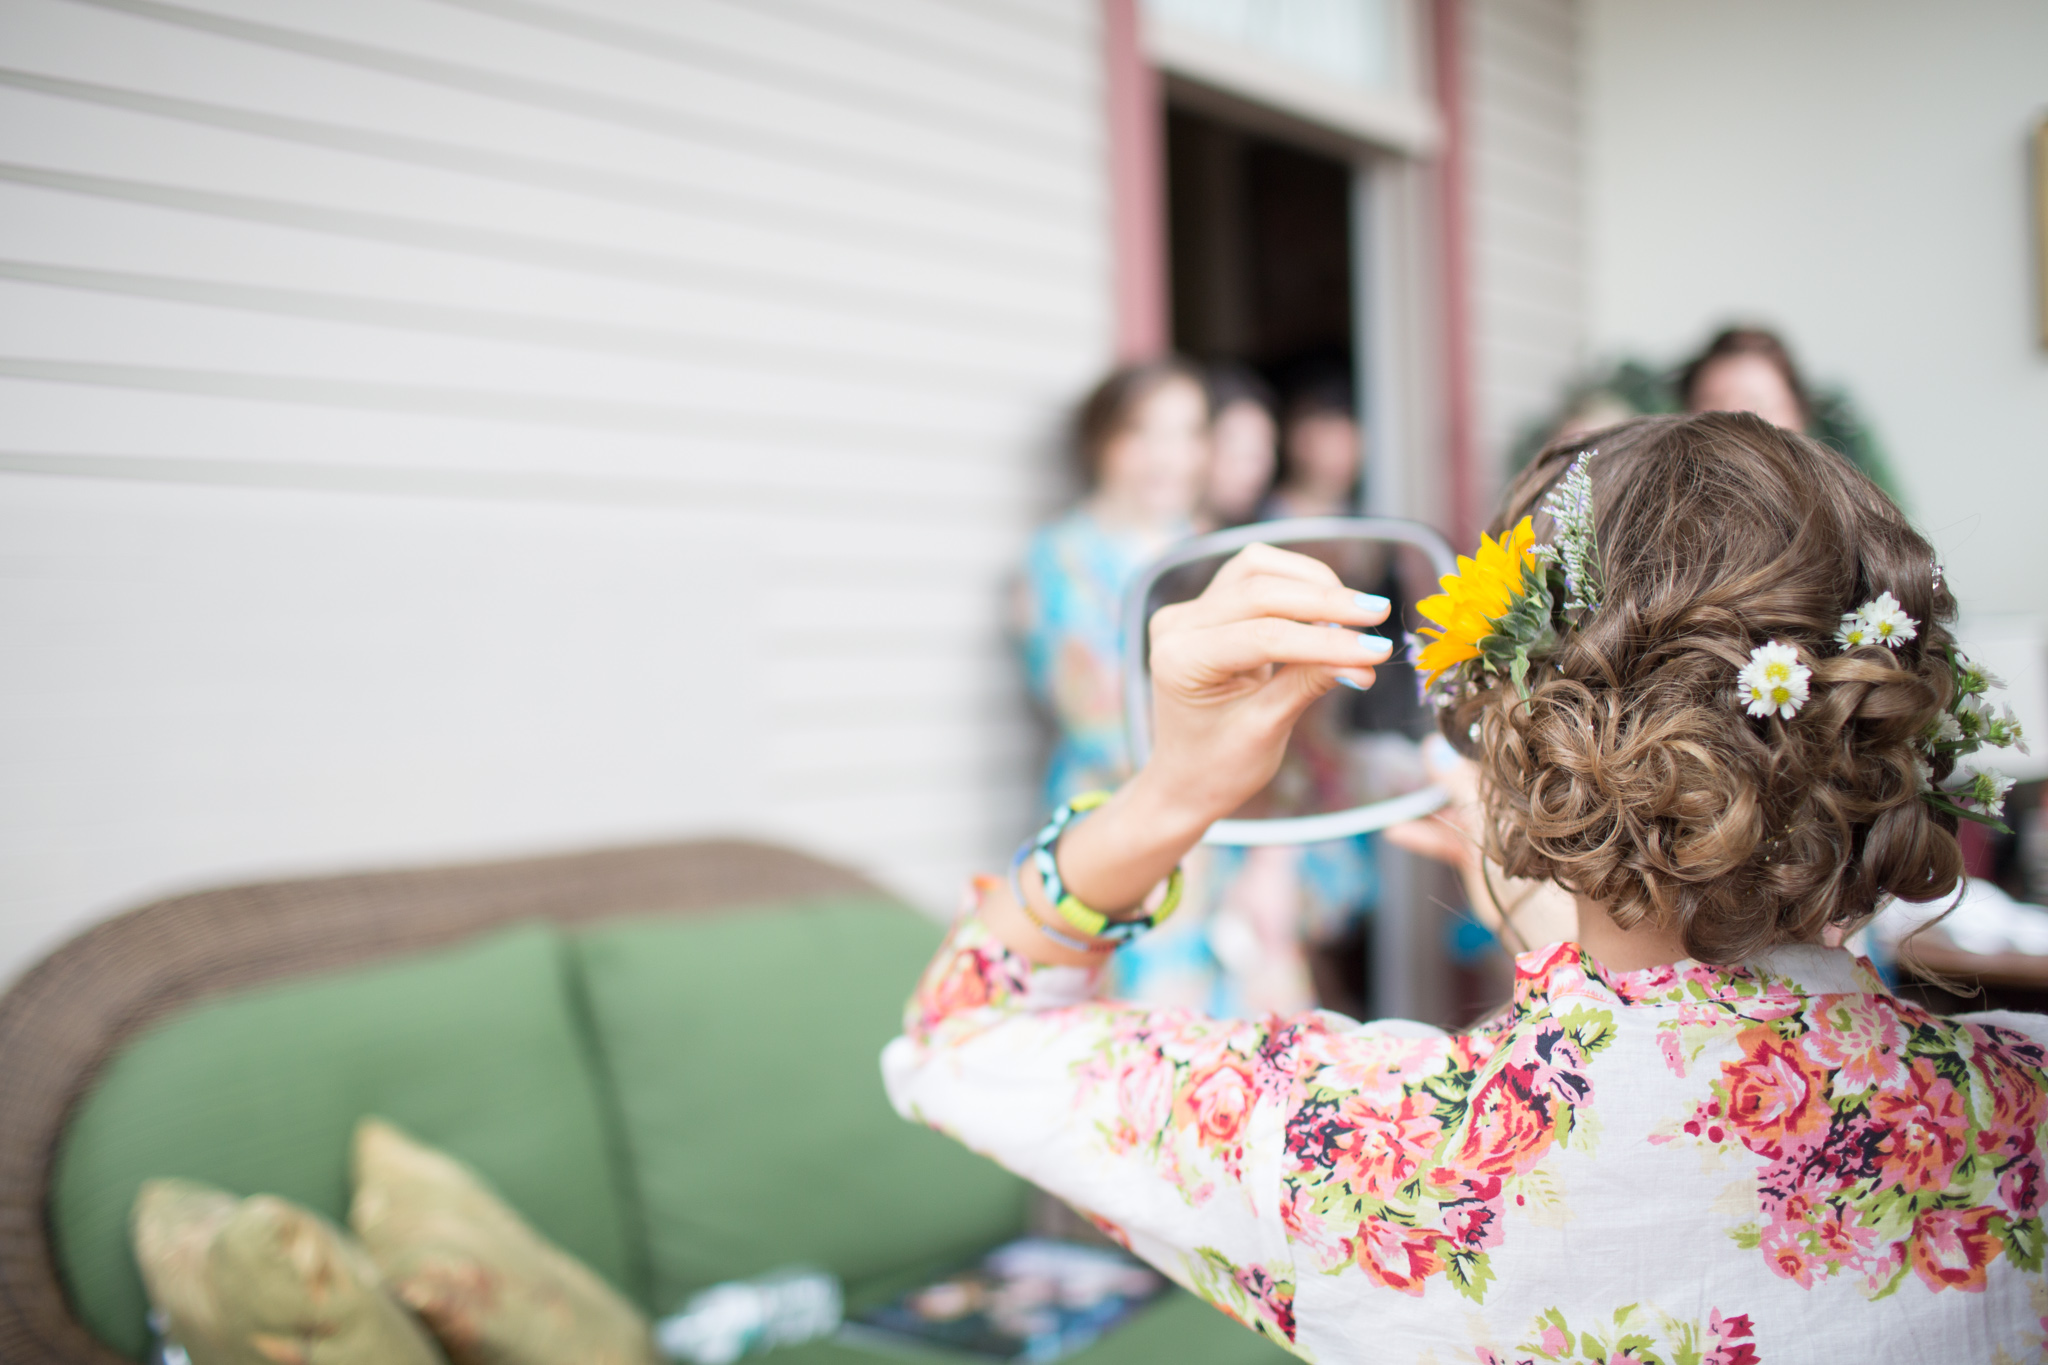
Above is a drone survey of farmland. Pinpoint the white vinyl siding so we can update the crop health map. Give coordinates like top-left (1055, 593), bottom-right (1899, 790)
top-left (0, 0), bottom-right (1110, 983)
top-left (1464, 0), bottom-right (1584, 497)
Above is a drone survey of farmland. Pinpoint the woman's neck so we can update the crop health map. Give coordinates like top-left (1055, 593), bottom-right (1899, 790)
top-left (1573, 895), bottom-right (1690, 972)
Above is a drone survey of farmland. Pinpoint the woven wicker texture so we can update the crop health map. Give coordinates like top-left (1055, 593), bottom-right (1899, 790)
top-left (0, 838), bottom-right (885, 1364)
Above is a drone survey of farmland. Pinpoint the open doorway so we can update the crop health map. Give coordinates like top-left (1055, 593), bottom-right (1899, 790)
top-left (1165, 104), bottom-right (1356, 410)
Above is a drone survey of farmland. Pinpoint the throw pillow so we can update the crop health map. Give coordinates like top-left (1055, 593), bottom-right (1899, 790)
top-left (54, 922), bottom-right (645, 1359)
top-left (131, 1178), bottom-right (444, 1365)
top-left (350, 1118), bottom-right (659, 1365)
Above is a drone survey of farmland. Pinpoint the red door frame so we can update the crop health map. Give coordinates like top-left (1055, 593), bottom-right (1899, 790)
top-left (1429, 0), bottom-right (1477, 548)
top-left (1101, 0), bottom-right (1170, 361)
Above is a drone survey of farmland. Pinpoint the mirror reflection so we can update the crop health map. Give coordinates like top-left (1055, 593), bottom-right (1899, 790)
top-left (1140, 534), bottom-right (1443, 822)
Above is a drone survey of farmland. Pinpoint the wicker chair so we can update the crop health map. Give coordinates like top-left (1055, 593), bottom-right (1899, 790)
top-left (0, 838), bottom-right (884, 1364)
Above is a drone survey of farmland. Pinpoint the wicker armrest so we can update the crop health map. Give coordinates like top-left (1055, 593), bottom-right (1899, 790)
top-left (0, 838), bottom-right (885, 1364)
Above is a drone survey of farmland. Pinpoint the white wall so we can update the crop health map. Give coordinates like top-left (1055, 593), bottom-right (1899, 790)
top-left (1584, 0), bottom-right (2048, 620)
top-left (0, 0), bottom-right (1110, 985)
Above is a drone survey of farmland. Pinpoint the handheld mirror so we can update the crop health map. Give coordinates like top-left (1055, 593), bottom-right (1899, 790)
top-left (1120, 517), bottom-right (1458, 846)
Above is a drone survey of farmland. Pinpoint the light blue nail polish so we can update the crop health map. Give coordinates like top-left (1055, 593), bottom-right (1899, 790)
top-left (1359, 633), bottom-right (1394, 660)
top-left (1337, 676), bottom-right (1365, 691)
top-left (1354, 592), bottom-right (1390, 614)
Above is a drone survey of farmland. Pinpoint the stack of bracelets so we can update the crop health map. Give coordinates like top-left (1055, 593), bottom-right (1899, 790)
top-left (1009, 791), bottom-right (1185, 953)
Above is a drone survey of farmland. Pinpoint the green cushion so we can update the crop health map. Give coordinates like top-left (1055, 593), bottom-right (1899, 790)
top-left (51, 923), bottom-right (641, 1360)
top-left (774, 1290), bottom-right (1297, 1364)
top-left (573, 898), bottom-right (1031, 1312)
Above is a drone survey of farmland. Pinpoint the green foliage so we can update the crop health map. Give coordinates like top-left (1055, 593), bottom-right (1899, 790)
top-left (1443, 1246), bottom-right (1495, 1304)
top-left (1473, 559), bottom-right (1565, 700)
top-left (2003, 1212), bottom-right (2046, 1273)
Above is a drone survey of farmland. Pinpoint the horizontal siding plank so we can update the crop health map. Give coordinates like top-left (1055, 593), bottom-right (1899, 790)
top-left (3, 13), bottom-right (1099, 268)
top-left (0, 65), bottom-right (1091, 275)
top-left (0, 383), bottom-right (1055, 513)
top-left (67, 0), bottom-right (1092, 214)
top-left (0, 203), bottom-right (1100, 387)
top-left (1474, 254), bottom-right (1582, 310)
top-left (1475, 0), bottom-right (1578, 70)
top-left (0, 177), bottom-right (1106, 371)
top-left (1471, 140), bottom-right (1582, 194)
top-left (788, 0), bottom-right (1095, 86)
top-left (0, 79), bottom-right (1101, 318)
top-left (0, 126), bottom-right (1098, 338)
top-left (434, 0), bottom-right (1095, 155)
top-left (0, 356), bottom-right (1058, 467)
top-left (0, 279), bottom-right (1068, 440)
top-left (0, 453), bottom-right (1060, 546)
top-left (0, 259), bottom-right (1085, 399)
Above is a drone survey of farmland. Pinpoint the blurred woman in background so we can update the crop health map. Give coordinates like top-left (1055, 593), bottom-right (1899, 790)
top-left (1198, 364), bottom-right (1278, 530)
top-left (1681, 325), bottom-right (1901, 500)
top-left (1017, 360), bottom-right (1209, 811)
top-left (1516, 325), bottom-right (1898, 503)
top-left (1262, 375), bottom-right (1363, 521)
top-left (1679, 325), bottom-right (1810, 430)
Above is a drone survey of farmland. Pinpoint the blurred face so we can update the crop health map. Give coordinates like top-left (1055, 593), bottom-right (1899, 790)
top-left (1283, 412), bottom-right (1362, 502)
top-left (1097, 376), bottom-right (1210, 525)
top-left (1206, 399), bottom-right (1277, 524)
top-left (1688, 354), bottom-right (1805, 431)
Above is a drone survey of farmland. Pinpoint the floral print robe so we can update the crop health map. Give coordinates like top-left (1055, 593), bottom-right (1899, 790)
top-left (882, 886), bottom-right (2048, 1363)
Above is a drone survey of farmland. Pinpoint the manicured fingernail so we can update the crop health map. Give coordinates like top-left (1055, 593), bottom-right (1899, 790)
top-left (1337, 676), bottom-right (1366, 691)
top-left (1359, 634), bottom-right (1394, 661)
top-left (1354, 592), bottom-right (1390, 614)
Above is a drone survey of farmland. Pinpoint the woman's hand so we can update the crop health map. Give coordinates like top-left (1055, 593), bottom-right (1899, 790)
top-left (1139, 544), bottom-right (1393, 829)
top-left (1022, 546), bottom-right (1392, 932)
top-left (1382, 736), bottom-right (1484, 873)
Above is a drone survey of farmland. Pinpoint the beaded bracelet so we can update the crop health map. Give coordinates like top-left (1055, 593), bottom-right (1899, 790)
top-left (1008, 843), bottom-right (1112, 954)
top-left (1027, 791), bottom-right (1185, 946)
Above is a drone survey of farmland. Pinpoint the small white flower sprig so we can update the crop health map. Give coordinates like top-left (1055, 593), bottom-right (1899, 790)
top-left (1737, 642), bottom-right (1812, 720)
top-left (1922, 647), bottom-right (2029, 832)
top-left (1736, 592), bottom-right (2026, 830)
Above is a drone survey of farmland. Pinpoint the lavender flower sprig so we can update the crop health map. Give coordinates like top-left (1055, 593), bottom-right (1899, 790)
top-left (1535, 450), bottom-right (1603, 615)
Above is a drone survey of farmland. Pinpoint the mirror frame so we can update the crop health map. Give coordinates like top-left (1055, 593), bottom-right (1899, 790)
top-left (1120, 516), bottom-right (1459, 846)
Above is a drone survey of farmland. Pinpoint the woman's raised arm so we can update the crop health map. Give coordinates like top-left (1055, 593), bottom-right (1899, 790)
top-left (983, 543), bottom-right (1393, 966)
top-left (882, 545), bottom-right (1426, 1353)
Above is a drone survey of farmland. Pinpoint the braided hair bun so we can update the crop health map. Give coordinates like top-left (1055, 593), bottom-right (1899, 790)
top-left (1443, 412), bottom-right (1962, 963)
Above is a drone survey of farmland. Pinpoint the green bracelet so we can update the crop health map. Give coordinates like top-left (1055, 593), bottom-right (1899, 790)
top-left (1029, 791), bottom-right (1185, 945)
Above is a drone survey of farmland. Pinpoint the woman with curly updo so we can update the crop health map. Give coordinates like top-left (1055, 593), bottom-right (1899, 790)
top-left (889, 411), bottom-right (2044, 1361)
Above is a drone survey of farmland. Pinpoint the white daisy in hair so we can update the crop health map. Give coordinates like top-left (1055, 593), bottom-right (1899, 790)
top-left (1862, 591), bottom-right (1917, 646)
top-left (1958, 655), bottom-right (2006, 697)
top-left (1985, 703), bottom-right (2030, 755)
top-left (1955, 693), bottom-right (1992, 743)
top-left (1836, 591), bottom-right (1917, 649)
top-left (1737, 640), bottom-right (1811, 720)
top-left (1927, 710), bottom-right (1965, 746)
top-left (1953, 767), bottom-right (2016, 819)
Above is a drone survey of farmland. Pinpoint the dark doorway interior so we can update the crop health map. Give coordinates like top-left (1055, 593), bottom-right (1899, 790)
top-left (1165, 104), bottom-right (1355, 393)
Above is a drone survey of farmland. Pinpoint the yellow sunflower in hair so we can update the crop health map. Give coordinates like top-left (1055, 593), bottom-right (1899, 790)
top-left (1414, 516), bottom-right (1552, 691)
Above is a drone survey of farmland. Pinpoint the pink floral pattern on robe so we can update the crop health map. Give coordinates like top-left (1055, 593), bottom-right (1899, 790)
top-left (884, 893), bottom-right (2048, 1363)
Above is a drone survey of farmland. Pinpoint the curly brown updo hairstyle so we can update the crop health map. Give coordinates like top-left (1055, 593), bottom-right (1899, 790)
top-left (1442, 412), bottom-right (1963, 964)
